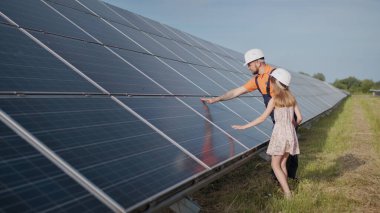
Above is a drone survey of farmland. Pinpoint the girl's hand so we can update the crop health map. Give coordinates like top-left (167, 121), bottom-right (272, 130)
top-left (232, 125), bottom-right (247, 130)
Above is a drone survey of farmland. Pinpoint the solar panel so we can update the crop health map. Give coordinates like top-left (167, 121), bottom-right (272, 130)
top-left (109, 22), bottom-right (183, 60)
top-left (29, 31), bottom-right (168, 94)
top-left (69, 0), bottom-right (137, 28)
top-left (136, 16), bottom-right (193, 45)
top-left (221, 97), bottom-right (274, 133)
top-left (188, 65), bottom-right (258, 97)
top-left (0, 96), bottom-right (205, 209)
top-left (111, 48), bottom-right (208, 95)
top-left (0, 0), bottom-right (347, 212)
top-left (0, 0), bottom-right (95, 41)
top-left (160, 59), bottom-right (229, 95)
top-left (0, 23), bottom-right (100, 93)
top-left (119, 96), bottom-right (248, 166)
top-left (179, 97), bottom-right (270, 148)
top-left (0, 122), bottom-right (112, 213)
top-left (45, 1), bottom-right (148, 53)
top-left (163, 40), bottom-right (211, 66)
top-left (104, 3), bottom-right (167, 37)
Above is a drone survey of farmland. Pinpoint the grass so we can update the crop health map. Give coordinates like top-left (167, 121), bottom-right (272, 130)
top-left (359, 95), bottom-right (380, 154)
top-left (189, 95), bottom-right (380, 212)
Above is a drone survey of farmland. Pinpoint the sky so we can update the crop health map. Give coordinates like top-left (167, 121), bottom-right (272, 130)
top-left (103, 0), bottom-right (380, 83)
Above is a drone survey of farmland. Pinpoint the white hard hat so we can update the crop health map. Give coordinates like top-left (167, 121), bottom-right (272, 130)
top-left (270, 68), bottom-right (291, 86)
top-left (243, 49), bottom-right (264, 66)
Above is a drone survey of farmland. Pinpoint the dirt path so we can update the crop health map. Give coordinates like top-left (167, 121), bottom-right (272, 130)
top-left (334, 98), bottom-right (380, 212)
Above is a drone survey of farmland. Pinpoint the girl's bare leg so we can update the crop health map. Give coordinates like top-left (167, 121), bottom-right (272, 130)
top-left (281, 152), bottom-right (290, 178)
top-left (272, 155), bottom-right (291, 198)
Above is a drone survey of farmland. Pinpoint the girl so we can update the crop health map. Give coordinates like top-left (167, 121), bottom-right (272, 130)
top-left (232, 68), bottom-right (302, 199)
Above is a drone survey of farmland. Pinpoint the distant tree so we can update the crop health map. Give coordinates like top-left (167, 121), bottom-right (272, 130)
top-left (373, 81), bottom-right (380, 89)
top-left (341, 77), bottom-right (361, 91)
top-left (333, 80), bottom-right (348, 90)
top-left (313, 73), bottom-right (325, 81)
top-left (299, 71), bottom-right (310, 76)
top-left (361, 79), bottom-right (374, 93)
top-left (333, 76), bottom-right (370, 93)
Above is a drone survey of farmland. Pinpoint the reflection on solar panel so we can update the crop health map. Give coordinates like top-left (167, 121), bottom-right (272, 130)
top-left (0, 0), bottom-right (347, 212)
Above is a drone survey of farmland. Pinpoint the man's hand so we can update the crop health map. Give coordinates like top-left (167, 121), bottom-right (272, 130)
top-left (200, 97), bottom-right (219, 104)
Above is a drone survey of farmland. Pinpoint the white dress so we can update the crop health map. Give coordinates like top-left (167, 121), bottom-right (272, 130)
top-left (266, 107), bottom-right (300, 156)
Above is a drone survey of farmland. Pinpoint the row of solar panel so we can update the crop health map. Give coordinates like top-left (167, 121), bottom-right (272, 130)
top-left (0, 20), bottom-right (343, 100)
top-left (0, 0), bottom-right (346, 212)
top-left (0, 0), bottom-right (344, 97)
top-left (0, 93), bottom-right (345, 213)
top-left (0, 90), bottom-right (344, 213)
top-left (0, 0), bottom-right (246, 74)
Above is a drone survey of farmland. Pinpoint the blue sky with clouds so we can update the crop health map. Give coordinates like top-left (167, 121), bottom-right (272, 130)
top-left (103, 0), bottom-right (380, 83)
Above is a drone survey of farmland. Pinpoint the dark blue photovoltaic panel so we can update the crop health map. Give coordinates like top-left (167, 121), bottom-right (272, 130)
top-left (304, 96), bottom-right (329, 114)
top-left (299, 97), bottom-right (322, 115)
top-left (174, 41), bottom-right (212, 67)
top-left (150, 34), bottom-right (209, 66)
top-left (0, 122), bottom-right (112, 213)
top-left (201, 48), bottom-right (241, 72)
top-left (200, 50), bottom-right (238, 71)
top-left (190, 47), bottom-right (226, 70)
top-left (234, 72), bottom-right (252, 83)
top-left (0, 97), bottom-right (204, 209)
top-left (137, 16), bottom-right (191, 45)
top-left (165, 26), bottom-right (202, 49)
top-left (186, 34), bottom-right (230, 57)
top-left (191, 64), bottom-right (259, 97)
top-left (179, 97), bottom-right (270, 148)
top-left (222, 56), bottom-right (248, 74)
top-left (0, 0), bottom-right (95, 42)
top-left (45, 0), bottom-right (90, 12)
top-left (293, 98), bottom-right (314, 122)
top-left (77, 0), bottom-right (137, 28)
top-left (228, 48), bottom-right (245, 61)
top-left (105, 3), bottom-right (167, 37)
top-left (218, 70), bottom-right (248, 86)
top-left (0, 23), bottom-right (100, 93)
top-left (111, 48), bottom-right (208, 95)
top-left (30, 31), bottom-right (167, 94)
top-left (46, 1), bottom-right (148, 54)
top-left (190, 65), bottom-right (238, 91)
top-left (119, 97), bottom-right (247, 166)
top-left (110, 22), bottom-right (183, 60)
top-left (221, 98), bottom-right (274, 134)
top-left (161, 59), bottom-right (227, 95)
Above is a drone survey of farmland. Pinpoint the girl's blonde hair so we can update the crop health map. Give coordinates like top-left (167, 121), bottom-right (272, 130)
top-left (270, 77), bottom-right (296, 107)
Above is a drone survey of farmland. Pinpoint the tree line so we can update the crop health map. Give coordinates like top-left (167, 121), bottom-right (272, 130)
top-left (299, 72), bottom-right (380, 93)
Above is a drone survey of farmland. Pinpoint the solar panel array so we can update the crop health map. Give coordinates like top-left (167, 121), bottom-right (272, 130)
top-left (0, 0), bottom-right (347, 212)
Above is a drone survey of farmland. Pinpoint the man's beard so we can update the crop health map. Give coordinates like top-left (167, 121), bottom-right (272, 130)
top-left (252, 70), bottom-right (259, 76)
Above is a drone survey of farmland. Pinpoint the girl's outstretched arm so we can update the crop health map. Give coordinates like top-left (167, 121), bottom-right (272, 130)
top-left (232, 99), bottom-right (275, 130)
top-left (294, 103), bottom-right (303, 125)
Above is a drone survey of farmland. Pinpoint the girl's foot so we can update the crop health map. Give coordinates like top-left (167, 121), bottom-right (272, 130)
top-left (284, 192), bottom-right (292, 200)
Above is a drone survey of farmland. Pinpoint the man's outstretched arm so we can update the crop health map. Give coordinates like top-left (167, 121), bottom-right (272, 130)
top-left (200, 86), bottom-right (248, 104)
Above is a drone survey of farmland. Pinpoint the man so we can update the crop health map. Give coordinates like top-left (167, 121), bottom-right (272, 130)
top-left (201, 49), bottom-right (276, 119)
top-left (201, 49), bottom-right (298, 179)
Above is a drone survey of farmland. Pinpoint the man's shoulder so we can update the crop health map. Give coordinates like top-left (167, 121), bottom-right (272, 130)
top-left (265, 64), bottom-right (276, 73)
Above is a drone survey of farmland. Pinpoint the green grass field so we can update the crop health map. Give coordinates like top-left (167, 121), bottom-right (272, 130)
top-left (191, 95), bottom-right (380, 213)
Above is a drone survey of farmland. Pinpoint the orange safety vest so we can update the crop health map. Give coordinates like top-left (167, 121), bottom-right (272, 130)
top-left (243, 64), bottom-right (276, 97)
